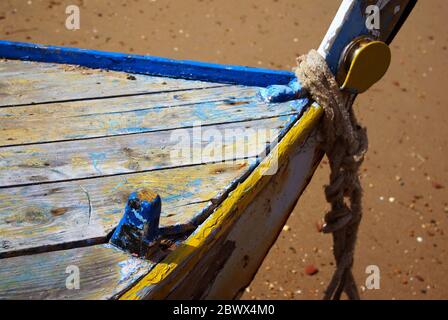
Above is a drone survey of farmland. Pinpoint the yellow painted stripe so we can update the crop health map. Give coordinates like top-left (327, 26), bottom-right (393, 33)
top-left (119, 103), bottom-right (324, 300)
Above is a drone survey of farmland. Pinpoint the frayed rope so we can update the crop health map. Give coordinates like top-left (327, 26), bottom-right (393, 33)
top-left (295, 50), bottom-right (368, 300)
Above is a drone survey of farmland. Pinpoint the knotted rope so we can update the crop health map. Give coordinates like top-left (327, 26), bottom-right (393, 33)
top-left (295, 50), bottom-right (368, 300)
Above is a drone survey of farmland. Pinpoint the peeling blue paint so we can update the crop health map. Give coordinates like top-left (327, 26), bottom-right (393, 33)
top-left (89, 152), bottom-right (106, 175)
top-left (110, 190), bottom-right (161, 256)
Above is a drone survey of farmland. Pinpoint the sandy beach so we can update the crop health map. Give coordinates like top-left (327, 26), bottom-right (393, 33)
top-left (1, 0), bottom-right (447, 299)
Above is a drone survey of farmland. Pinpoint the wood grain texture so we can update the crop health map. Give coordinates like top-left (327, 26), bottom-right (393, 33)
top-left (0, 160), bottom-right (252, 258)
top-left (0, 243), bottom-right (153, 300)
top-left (0, 117), bottom-right (294, 187)
top-left (119, 104), bottom-right (323, 299)
top-left (0, 59), bottom-right (223, 107)
top-left (0, 59), bottom-right (308, 261)
top-left (0, 86), bottom-right (306, 147)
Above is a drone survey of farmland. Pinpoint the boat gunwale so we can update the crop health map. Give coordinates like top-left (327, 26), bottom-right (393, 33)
top-left (0, 40), bottom-right (295, 87)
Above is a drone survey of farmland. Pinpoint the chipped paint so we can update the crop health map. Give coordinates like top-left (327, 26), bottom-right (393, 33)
top-left (120, 104), bottom-right (324, 300)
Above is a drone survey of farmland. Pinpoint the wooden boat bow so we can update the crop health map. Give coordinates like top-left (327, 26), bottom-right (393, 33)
top-left (0, 0), bottom-right (416, 300)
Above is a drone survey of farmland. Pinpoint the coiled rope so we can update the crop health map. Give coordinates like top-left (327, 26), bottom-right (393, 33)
top-left (295, 50), bottom-right (368, 300)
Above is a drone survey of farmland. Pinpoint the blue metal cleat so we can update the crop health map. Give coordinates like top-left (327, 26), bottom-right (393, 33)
top-left (258, 84), bottom-right (296, 103)
top-left (258, 78), bottom-right (306, 103)
top-left (110, 189), bottom-right (161, 257)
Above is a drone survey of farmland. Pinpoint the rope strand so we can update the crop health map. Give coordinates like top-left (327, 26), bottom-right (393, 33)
top-left (295, 50), bottom-right (368, 300)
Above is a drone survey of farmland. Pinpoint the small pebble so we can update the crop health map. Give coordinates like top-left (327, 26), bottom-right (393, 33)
top-left (283, 225), bottom-right (291, 232)
top-left (415, 275), bottom-right (425, 282)
top-left (431, 181), bottom-right (444, 189)
top-left (416, 236), bottom-right (423, 243)
top-left (389, 197), bottom-right (396, 203)
top-left (304, 265), bottom-right (319, 276)
top-left (315, 220), bottom-right (324, 232)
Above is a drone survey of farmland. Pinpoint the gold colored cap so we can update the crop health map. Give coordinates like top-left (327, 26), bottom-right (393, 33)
top-left (338, 38), bottom-right (391, 94)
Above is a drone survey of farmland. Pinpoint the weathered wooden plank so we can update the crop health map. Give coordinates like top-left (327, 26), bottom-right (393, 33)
top-left (0, 116), bottom-right (295, 187)
top-left (0, 59), bottom-right (224, 107)
top-left (0, 87), bottom-right (307, 146)
top-left (0, 83), bottom-right (254, 117)
top-left (0, 159), bottom-right (253, 258)
top-left (119, 104), bottom-right (323, 300)
top-left (0, 243), bottom-right (153, 300)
